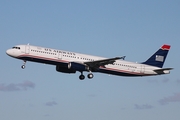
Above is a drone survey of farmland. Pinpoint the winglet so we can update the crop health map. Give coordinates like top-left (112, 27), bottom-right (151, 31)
top-left (120, 56), bottom-right (126, 60)
top-left (115, 56), bottom-right (125, 60)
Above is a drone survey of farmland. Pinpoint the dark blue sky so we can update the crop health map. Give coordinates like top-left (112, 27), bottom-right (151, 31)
top-left (1, 1), bottom-right (180, 120)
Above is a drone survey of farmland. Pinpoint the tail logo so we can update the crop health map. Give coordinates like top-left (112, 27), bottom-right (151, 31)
top-left (142, 44), bottom-right (170, 68)
top-left (156, 55), bottom-right (164, 62)
top-left (161, 45), bottom-right (171, 50)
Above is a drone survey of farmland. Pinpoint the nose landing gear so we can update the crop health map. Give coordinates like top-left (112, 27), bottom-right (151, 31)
top-left (21, 61), bottom-right (26, 69)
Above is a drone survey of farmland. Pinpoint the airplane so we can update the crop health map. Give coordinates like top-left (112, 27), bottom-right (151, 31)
top-left (6, 44), bottom-right (173, 80)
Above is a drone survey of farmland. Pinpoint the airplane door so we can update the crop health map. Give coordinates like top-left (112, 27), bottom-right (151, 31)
top-left (58, 52), bottom-right (62, 59)
top-left (25, 45), bottom-right (30, 54)
top-left (141, 65), bottom-right (145, 73)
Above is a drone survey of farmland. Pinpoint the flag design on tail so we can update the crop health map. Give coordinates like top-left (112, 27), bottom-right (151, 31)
top-left (142, 44), bottom-right (171, 68)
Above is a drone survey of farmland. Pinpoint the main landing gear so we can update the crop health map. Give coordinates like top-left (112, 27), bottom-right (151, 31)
top-left (21, 60), bottom-right (26, 69)
top-left (79, 72), bottom-right (94, 80)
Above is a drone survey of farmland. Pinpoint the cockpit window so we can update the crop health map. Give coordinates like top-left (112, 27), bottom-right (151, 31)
top-left (12, 47), bottom-right (20, 49)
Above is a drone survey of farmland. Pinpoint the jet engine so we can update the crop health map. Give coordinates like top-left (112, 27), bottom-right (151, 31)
top-left (68, 62), bottom-right (89, 72)
top-left (56, 64), bottom-right (76, 73)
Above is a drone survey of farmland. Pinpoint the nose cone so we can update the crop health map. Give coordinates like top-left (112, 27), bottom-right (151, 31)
top-left (6, 49), bottom-right (11, 55)
top-left (6, 49), bottom-right (14, 57)
top-left (6, 48), bottom-right (21, 58)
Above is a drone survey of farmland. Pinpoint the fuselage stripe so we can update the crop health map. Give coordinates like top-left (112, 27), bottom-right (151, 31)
top-left (17, 54), bottom-right (148, 76)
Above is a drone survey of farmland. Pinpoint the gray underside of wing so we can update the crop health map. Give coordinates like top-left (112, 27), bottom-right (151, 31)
top-left (84, 56), bottom-right (125, 69)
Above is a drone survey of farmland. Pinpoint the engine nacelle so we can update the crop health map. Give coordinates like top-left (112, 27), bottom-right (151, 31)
top-left (68, 62), bottom-right (89, 72)
top-left (56, 64), bottom-right (76, 73)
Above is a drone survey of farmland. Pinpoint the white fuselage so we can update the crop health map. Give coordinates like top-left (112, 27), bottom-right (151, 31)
top-left (6, 45), bottom-right (169, 77)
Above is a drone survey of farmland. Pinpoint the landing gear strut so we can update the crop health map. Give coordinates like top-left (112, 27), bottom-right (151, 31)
top-left (79, 72), bottom-right (94, 80)
top-left (21, 60), bottom-right (26, 69)
top-left (79, 72), bottom-right (85, 80)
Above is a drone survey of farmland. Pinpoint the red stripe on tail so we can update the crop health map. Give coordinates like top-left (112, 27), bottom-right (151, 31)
top-left (161, 44), bottom-right (171, 50)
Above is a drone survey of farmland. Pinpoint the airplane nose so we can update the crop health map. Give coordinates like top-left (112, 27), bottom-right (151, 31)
top-left (6, 49), bottom-right (11, 55)
top-left (6, 49), bottom-right (13, 56)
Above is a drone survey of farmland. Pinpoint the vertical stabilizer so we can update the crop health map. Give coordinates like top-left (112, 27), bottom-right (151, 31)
top-left (142, 44), bottom-right (171, 68)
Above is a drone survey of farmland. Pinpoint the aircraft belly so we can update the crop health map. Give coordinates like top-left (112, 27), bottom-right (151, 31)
top-left (99, 67), bottom-right (142, 76)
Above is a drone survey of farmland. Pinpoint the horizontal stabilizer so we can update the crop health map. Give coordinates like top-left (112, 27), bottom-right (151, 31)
top-left (154, 68), bottom-right (173, 72)
top-left (154, 68), bottom-right (173, 74)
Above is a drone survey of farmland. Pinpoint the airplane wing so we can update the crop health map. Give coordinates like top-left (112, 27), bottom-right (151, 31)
top-left (84, 56), bottom-right (125, 70)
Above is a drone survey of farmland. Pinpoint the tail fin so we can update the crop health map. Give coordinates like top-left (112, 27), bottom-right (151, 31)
top-left (142, 44), bottom-right (171, 68)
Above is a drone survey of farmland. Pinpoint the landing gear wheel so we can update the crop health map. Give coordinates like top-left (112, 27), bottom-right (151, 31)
top-left (79, 75), bottom-right (85, 80)
top-left (21, 65), bottom-right (25, 69)
top-left (21, 60), bottom-right (26, 69)
top-left (87, 73), bottom-right (94, 79)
